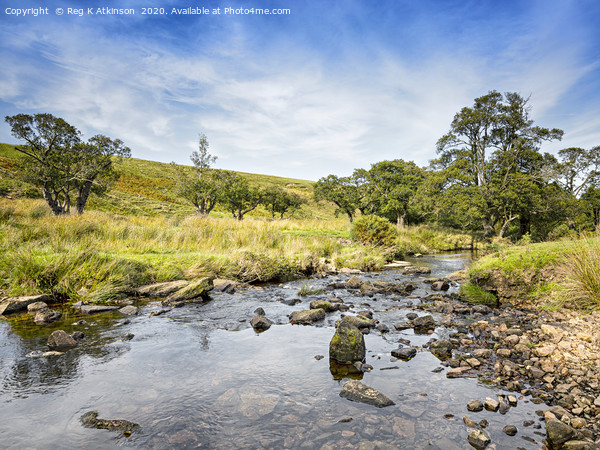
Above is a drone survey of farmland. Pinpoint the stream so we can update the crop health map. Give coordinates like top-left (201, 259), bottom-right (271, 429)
top-left (0, 253), bottom-right (548, 449)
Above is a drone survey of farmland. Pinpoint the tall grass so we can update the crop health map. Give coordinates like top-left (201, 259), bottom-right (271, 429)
top-left (558, 237), bottom-right (600, 310)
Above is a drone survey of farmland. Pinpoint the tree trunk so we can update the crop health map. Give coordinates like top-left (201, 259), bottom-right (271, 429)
top-left (396, 213), bottom-right (405, 229)
top-left (519, 216), bottom-right (530, 237)
top-left (42, 184), bottom-right (67, 215)
top-left (75, 180), bottom-right (93, 215)
top-left (482, 218), bottom-right (495, 238)
top-left (498, 214), bottom-right (518, 238)
top-left (347, 211), bottom-right (353, 223)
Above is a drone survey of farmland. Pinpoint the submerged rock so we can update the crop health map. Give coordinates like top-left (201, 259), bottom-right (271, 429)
top-left (27, 301), bottom-right (49, 312)
top-left (329, 319), bottom-right (365, 363)
top-left (119, 305), bottom-right (138, 316)
top-left (289, 309), bottom-right (325, 324)
top-left (34, 309), bottom-right (62, 325)
top-left (80, 411), bottom-right (139, 436)
top-left (339, 380), bottom-right (395, 408)
top-left (47, 330), bottom-right (78, 350)
top-left (0, 294), bottom-right (53, 315)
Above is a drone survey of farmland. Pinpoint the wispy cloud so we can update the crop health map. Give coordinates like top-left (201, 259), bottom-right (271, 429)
top-left (0, 1), bottom-right (598, 180)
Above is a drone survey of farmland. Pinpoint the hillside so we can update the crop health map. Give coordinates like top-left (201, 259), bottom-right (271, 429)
top-left (0, 142), bottom-right (336, 219)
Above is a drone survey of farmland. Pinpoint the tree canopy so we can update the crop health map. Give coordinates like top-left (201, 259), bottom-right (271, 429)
top-left (5, 113), bottom-right (130, 215)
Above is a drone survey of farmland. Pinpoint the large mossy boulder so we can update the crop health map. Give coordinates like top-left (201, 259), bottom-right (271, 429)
top-left (164, 277), bottom-right (214, 304)
top-left (329, 317), bottom-right (366, 363)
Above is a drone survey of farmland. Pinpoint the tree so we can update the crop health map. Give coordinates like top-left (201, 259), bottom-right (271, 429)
top-left (221, 173), bottom-right (261, 220)
top-left (5, 113), bottom-right (130, 215)
top-left (261, 185), bottom-right (305, 219)
top-left (361, 159), bottom-right (426, 228)
top-left (172, 134), bottom-right (222, 216)
top-left (313, 174), bottom-right (362, 222)
top-left (434, 91), bottom-right (563, 237)
top-left (553, 146), bottom-right (600, 198)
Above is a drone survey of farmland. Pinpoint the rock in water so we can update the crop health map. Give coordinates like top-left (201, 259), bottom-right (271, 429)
top-left (119, 305), bottom-right (138, 315)
top-left (339, 380), bottom-right (395, 407)
top-left (135, 280), bottom-right (189, 297)
top-left (391, 347), bottom-right (417, 361)
top-left (412, 315), bottom-right (436, 333)
top-left (80, 411), bottom-right (139, 436)
top-left (250, 314), bottom-right (272, 331)
top-left (164, 277), bottom-right (214, 303)
top-left (27, 301), bottom-right (49, 312)
top-left (429, 339), bottom-right (453, 359)
top-left (81, 305), bottom-right (119, 314)
top-left (47, 330), bottom-right (78, 350)
top-left (329, 319), bottom-right (365, 363)
top-left (0, 294), bottom-right (53, 315)
top-left (431, 280), bottom-right (450, 291)
top-left (468, 429), bottom-right (491, 449)
top-left (34, 309), bottom-right (62, 325)
top-left (289, 309), bottom-right (326, 324)
top-left (503, 425), bottom-right (517, 436)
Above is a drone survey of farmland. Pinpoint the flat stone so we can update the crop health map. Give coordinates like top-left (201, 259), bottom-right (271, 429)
top-left (346, 276), bottom-right (362, 289)
top-left (136, 280), bottom-right (189, 297)
top-left (119, 305), bottom-right (138, 315)
top-left (27, 301), bottom-right (49, 312)
top-left (289, 309), bottom-right (325, 324)
top-left (507, 395), bottom-right (518, 406)
top-left (484, 397), bottom-right (499, 412)
top-left (472, 348), bottom-right (492, 359)
top-left (467, 399), bottom-right (484, 412)
top-left (81, 305), bottom-right (118, 314)
top-left (339, 380), bottom-right (395, 408)
top-left (446, 367), bottom-right (470, 378)
top-left (391, 347), bottom-right (417, 360)
top-left (535, 345), bottom-right (556, 357)
top-left (0, 294), bottom-right (53, 315)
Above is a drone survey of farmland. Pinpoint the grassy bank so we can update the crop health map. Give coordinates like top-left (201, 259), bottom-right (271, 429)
top-left (0, 199), bottom-right (479, 303)
top-left (465, 235), bottom-right (600, 310)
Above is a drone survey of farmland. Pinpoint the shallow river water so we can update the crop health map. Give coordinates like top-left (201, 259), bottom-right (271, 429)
top-left (0, 254), bottom-right (549, 449)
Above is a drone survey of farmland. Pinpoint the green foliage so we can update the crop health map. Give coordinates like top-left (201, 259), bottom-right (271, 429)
top-left (459, 282), bottom-right (498, 305)
top-left (314, 174), bottom-right (362, 222)
top-left (350, 215), bottom-right (397, 246)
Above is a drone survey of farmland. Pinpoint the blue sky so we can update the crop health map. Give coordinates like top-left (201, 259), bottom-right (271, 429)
top-left (1, 0), bottom-right (599, 180)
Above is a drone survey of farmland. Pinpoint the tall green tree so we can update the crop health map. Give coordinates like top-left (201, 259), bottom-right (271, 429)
top-left (5, 113), bottom-right (130, 215)
top-left (221, 173), bottom-right (262, 220)
top-left (434, 91), bottom-right (563, 237)
top-left (261, 185), bottom-right (305, 219)
top-left (361, 159), bottom-right (425, 228)
top-left (313, 174), bottom-right (362, 222)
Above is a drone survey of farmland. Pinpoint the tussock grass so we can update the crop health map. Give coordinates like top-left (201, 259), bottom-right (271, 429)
top-left (459, 282), bottom-right (498, 305)
top-left (555, 237), bottom-right (600, 310)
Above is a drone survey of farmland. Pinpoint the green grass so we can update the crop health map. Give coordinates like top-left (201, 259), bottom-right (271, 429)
top-left (459, 282), bottom-right (498, 305)
top-left (467, 235), bottom-right (600, 310)
top-left (297, 282), bottom-right (324, 296)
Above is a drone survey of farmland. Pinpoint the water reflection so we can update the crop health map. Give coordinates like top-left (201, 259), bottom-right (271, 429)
top-left (0, 253), bottom-right (546, 449)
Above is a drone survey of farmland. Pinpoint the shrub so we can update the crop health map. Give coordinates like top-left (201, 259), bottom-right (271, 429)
top-left (350, 215), bottom-right (397, 247)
